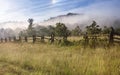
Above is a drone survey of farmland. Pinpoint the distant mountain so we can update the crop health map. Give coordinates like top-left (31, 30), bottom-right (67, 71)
top-left (45, 13), bottom-right (80, 21)
top-left (39, 13), bottom-right (89, 29)
top-left (39, 12), bottom-right (120, 30)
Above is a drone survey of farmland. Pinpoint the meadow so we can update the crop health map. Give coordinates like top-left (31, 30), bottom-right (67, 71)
top-left (0, 39), bottom-right (120, 75)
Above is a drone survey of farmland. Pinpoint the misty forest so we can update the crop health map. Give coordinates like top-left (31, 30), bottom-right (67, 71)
top-left (0, 0), bottom-right (120, 75)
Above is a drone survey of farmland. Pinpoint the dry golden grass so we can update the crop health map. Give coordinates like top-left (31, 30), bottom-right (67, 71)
top-left (0, 42), bottom-right (119, 75)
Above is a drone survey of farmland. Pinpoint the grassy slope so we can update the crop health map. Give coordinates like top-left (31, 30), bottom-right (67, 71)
top-left (0, 43), bottom-right (120, 75)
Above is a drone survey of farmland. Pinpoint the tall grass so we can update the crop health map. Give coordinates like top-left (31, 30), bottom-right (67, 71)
top-left (0, 42), bottom-right (119, 75)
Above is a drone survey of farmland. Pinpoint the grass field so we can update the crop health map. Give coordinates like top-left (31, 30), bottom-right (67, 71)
top-left (0, 42), bottom-right (120, 75)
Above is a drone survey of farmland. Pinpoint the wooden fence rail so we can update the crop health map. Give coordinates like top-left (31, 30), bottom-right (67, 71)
top-left (109, 27), bottom-right (120, 44)
top-left (0, 34), bottom-right (56, 44)
top-left (0, 27), bottom-right (119, 46)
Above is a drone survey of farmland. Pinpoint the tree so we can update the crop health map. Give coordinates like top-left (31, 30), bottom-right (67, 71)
top-left (39, 27), bottom-right (49, 36)
top-left (28, 18), bottom-right (33, 29)
top-left (0, 28), bottom-right (15, 38)
top-left (47, 25), bottom-right (55, 36)
top-left (85, 21), bottom-right (102, 48)
top-left (35, 25), bottom-right (47, 36)
top-left (102, 26), bottom-right (110, 34)
top-left (86, 21), bottom-right (101, 35)
top-left (71, 26), bottom-right (82, 36)
top-left (27, 18), bottom-right (36, 36)
top-left (55, 23), bottom-right (70, 40)
top-left (115, 28), bottom-right (120, 34)
top-left (19, 30), bottom-right (27, 37)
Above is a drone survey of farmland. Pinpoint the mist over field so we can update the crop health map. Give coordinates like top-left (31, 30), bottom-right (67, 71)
top-left (0, 12), bottom-right (120, 38)
top-left (0, 12), bottom-right (120, 29)
top-left (39, 13), bottom-right (120, 29)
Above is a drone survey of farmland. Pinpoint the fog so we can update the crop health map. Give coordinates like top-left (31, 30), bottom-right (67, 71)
top-left (0, 12), bottom-right (120, 38)
top-left (39, 13), bottom-right (120, 30)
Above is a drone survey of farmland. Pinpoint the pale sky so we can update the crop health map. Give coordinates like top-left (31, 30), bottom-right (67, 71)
top-left (0, 0), bottom-right (120, 22)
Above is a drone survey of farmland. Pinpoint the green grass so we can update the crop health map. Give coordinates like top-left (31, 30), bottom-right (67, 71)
top-left (0, 42), bottom-right (120, 75)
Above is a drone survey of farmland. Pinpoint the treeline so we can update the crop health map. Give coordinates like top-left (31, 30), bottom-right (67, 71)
top-left (19, 19), bottom-right (120, 39)
top-left (19, 19), bottom-right (82, 41)
top-left (0, 28), bottom-right (15, 38)
top-left (0, 18), bottom-right (120, 43)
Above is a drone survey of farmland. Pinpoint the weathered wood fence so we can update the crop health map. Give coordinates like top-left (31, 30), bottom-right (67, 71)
top-left (0, 34), bottom-right (56, 44)
top-left (109, 27), bottom-right (120, 44)
top-left (0, 27), bottom-right (119, 46)
top-left (82, 27), bottom-right (120, 48)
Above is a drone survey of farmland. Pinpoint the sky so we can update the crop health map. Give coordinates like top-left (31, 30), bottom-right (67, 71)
top-left (0, 0), bottom-right (120, 22)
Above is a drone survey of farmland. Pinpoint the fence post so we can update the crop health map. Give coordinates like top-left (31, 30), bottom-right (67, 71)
top-left (5, 38), bottom-right (7, 42)
top-left (9, 37), bottom-right (11, 42)
top-left (13, 36), bottom-right (16, 42)
top-left (83, 32), bottom-right (89, 48)
top-left (58, 39), bottom-right (61, 44)
top-left (50, 33), bottom-right (55, 43)
top-left (92, 36), bottom-right (97, 49)
top-left (33, 35), bottom-right (36, 43)
top-left (41, 35), bottom-right (44, 43)
top-left (25, 36), bottom-right (28, 42)
top-left (1, 38), bottom-right (3, 43)
top-left (109, 27), bottom-right (114, 45)
top-left (19, 36), bottom-right (22, 42)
